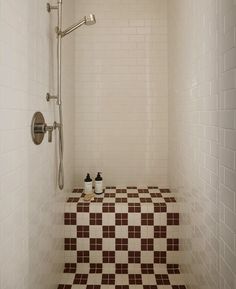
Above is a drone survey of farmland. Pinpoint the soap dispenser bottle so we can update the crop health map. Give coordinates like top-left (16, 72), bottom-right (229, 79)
top-left (95, 172), bottom-right (103, 195)
top-left (84, 173), bottom-right (93, 194)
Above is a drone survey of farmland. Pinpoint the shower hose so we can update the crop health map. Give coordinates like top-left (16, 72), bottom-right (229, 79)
top-left (58, 107), bottom-right (64, 190)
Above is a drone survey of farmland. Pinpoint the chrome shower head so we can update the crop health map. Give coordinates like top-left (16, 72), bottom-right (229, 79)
top-left (85, 14), bottom-right (96, 26)
top-left (61, 14), bottom-right (96, 37)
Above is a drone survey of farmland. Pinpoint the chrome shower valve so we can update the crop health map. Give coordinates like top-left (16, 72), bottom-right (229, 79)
top-left (31, 112), bottom-right (55, 145)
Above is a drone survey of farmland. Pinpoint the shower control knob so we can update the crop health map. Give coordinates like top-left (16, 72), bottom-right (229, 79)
top-left (45, 125), bottom-right (54, 143)
top-left (31, 112), bottom-right (55, 145)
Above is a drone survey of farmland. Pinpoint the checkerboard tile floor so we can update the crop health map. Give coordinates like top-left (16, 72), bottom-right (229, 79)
top-left (59, 187), bottom-right (186, 289)
top-left (58, 264), bottom-right (186, 288)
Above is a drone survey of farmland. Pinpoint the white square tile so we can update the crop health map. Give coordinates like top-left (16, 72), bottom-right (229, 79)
top-left (87, 274), bottom-right (102, 285)
top-left (115, 251), bottom-right (128, 263)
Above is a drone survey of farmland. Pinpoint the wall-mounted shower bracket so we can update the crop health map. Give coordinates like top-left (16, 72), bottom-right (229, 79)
top-left (47, 3), bottom-right (58, 13)
top-left (54, 121), bottom-right (62, 129)
top-left (46, 92), bottom-right (59, 102)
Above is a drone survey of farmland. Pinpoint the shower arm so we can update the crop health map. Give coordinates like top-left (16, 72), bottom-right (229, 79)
top-left (59, 19), bottom-right (86, 38)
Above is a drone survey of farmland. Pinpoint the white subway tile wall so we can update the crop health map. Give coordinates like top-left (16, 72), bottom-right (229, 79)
top-left (169, 0), bottom-right (236, 288)
top-left (0, 0), bottom-right (75, 288)
top-left (74, 0), bottom-right (168, 187)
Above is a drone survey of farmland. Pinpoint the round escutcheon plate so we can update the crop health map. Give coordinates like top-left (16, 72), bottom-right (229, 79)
top-left (31, 112), bottom-right (46, 145)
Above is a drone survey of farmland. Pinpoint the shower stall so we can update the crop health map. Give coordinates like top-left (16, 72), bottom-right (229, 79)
top-left (0, 0), bottom-right (235, 289)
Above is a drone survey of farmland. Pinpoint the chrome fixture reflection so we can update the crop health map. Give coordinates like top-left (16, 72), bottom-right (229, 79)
top-left (47, 0), bottom-right (96, 190)
top-left (31, 112), bottom-right (55, 145)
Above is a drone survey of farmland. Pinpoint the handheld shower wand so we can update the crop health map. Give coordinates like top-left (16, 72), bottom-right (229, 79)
top-left (60, 14), bottom-right (96, 37)
top-left (47, 1), bottom-right (96, 190)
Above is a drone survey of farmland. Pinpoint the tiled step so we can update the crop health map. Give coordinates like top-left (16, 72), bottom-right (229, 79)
top-left (59, 187), bottom-right (185, 289)
top-left (58, 264), bottom-right (186, 289)
top-left (64, 187), bottom-right (180, 265)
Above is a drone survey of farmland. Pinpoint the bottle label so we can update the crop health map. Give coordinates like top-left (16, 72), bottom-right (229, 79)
top-left (84, 181), bottom-right (93, 194)
top-left (95, 181), bottom-right (103, 194)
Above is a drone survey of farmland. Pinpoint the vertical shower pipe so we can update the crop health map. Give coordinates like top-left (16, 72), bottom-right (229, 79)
top-left (57, 0), bottom-right (64, 190)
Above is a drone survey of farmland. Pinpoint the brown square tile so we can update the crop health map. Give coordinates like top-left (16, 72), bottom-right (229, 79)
top-left (140, 198), bottom-right (152, 203)
top-left (160, 189), bottom-right (170, 193)
top-left (116, 263), bottom-right (128, 274)
top-left (67, 197), bottom-right (80, 203)
top-left (103, 226), bottom-right (115, 238)
top-left (64, 238), bottom-right (76, 251)
top-left (141, 264), bottom-right (154, 274)
top-left (128, 203), bottom-right (141, 213)
top-left (154, 251), bottom-right (166, 263)
top-left (115, 213), bottom-right (128, 225)
top-left (73, 188), bottom-right (83, 193)
top-left (90, 263), bottom-right (103, 273)
top-left (129, 274), bottom-right (142, 284)
top-left (116, 238), bottom-right (128, 250)
top-left (90, 238), bottom-right (102, 250)
top-left (167, 239), bottom-right (179, 251)
top-left (164, 197), bottom-right (176, 203)
top-left (141, 213), bottom-right (154, 225)
top-left (127, 186), bottom-right (137, 189)
top-left (154, 203), bottom-right (167, 212)
top-left (90, 213), bottom-right (102, 225)
top-left (128, 251), bottom-right (141, 263)
top-left (64, 213), bottom-right (76, 225)
top-left (141, 239), bottom-right (154, 251)
top-left (77, 203), bottom-right (90, 212)
top-left (128, 226), bottom-right (141, 238)
top-left (167, 213), bottom-right (179, 225)
top-left (167, 264), bottom-right (180, 274)
top-left (115, 198), bottom-right (128, 203)
top-left (154, 226), bottom-right (167, 238)
top-left (73, 274), bottom-right (88, 284)
top-left (150, 193), bottom-right (162, 198)
top-left (102, 274), bottom-right (115, 284)
top-left (91, 197), bottom-right (103, 203)
top-left (77, 251), bottom-right (89, 263)
top-left (103, 251), bottom-right (115, 263)
top-left (64, 263), bottom-right (76, 273)
top-left (155, 274), bottom-right (170, 285)
top-left (103, 203), bottom-right (115, 213)
top-left (77, 225), bottom-right (89, 238)
top-left (104, 193), bottom-right (116, 198)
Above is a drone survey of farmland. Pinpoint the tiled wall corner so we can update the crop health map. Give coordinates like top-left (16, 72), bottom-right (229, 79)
top-left (169, 0), bottom-right (236, 288)
top-left (219, 1), bottom-right (236, 288)
top-left (168, 0), bottom-right (221, 288)
top-left (74, 0), bottom-right (168, 187)
top-left (0, 0), bottom-right (75, 288)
